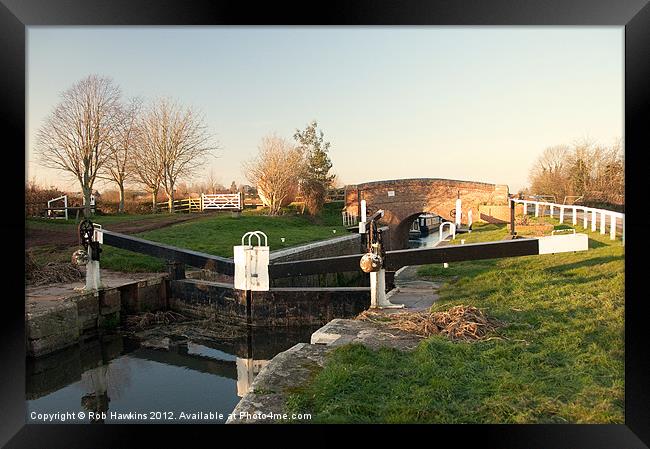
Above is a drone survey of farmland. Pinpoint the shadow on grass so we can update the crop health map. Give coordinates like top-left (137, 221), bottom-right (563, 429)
top-left (587, 238), bottom-right (609, 249)
top-left (546, 255), bottom-right (624, 273)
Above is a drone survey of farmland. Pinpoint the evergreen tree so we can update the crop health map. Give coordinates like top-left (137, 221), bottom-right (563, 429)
top-left (293, 120), bottom-right (335, 215)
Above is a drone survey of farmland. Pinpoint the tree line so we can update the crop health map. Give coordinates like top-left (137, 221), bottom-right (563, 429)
top-left (35, 74), bottom-right (336, 218)
top-left (36, 74), bottom-right (217, 216)
top-left (527, 139), bottom-right (624, 208)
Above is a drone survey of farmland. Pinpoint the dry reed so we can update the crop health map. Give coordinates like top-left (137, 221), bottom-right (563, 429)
top-left (356, 305), bottom-right (504, 342)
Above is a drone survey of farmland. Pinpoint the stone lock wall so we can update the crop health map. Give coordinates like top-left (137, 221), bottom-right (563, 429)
top-left (169, 278), bottom-right (371, 327)
top-left (26, 276), bottom-right (168, 358)
top-left (345, 178), bottom-right (510, 248)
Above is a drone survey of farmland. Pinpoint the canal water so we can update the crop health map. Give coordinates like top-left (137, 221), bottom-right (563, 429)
top-left (408, 224), bottom-right (451, 249)
top-left (26, 325), bottom-right (319, 424)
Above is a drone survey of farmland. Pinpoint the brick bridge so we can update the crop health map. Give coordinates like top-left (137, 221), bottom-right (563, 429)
top-left (344, 178), bottom-right (510, 249)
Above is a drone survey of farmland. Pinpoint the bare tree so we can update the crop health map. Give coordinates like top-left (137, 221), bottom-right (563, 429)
top-left (131, 128), bottom-right (164, 212)
top-left (138, 98), bottom-right (217, 213)
top-left (242, 134), bottom-right (305, 216)
top-left (36, 75), bottom-right (122, 217)
top-left (529, 140), bottom-right (624, 207)
top-left (529, 144), bottom-right (571, 202)
top-left (205, 168), bottom-right (223, 194)
top-left (100, 98), bottom-right (142, 213)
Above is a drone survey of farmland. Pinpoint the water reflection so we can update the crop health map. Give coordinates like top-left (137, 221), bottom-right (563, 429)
top-left (27, 325), bottom-right (318, 424)
top-left (81, 365), bottom-right (110, 423)
top-left (236, 358), bottom-right (269, 397)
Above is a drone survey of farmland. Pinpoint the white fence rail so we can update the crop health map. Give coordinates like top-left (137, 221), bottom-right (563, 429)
top-left (510, 198), bottom-right (624, 244)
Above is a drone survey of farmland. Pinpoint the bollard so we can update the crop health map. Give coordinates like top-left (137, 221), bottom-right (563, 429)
top-left (167, 261), bottom-right (186, 280)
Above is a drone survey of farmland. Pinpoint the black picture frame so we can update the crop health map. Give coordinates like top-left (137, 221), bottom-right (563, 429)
top-left (3, 0), bottom-right (648, 447)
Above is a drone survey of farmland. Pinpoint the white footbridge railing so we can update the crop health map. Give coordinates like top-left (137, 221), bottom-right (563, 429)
top-left (439, 221), bottom-right (456, 243)
top-left (511, 198), bottom-right (624, 244)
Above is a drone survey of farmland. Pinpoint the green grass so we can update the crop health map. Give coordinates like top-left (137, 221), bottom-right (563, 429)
top-left (26, 212), bottom-right (187, 229)
top-left (286, 221), bottom-right (624, 423)
top-left (34, 202), bottom-right (348, 272)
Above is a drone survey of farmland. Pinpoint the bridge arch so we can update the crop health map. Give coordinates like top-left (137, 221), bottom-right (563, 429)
top-left (345, 178), bottom-right (509, 249)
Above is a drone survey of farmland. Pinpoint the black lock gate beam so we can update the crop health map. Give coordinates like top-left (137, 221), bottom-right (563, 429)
top-left (101, 229), bottom-right (235, 275)
top-left (268, 238), bottom-right (543, 278)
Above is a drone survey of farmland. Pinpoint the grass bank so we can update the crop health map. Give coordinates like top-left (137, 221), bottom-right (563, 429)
top-left (286, 220), bottom-right (624, 423)
top-left (28, 203), bottom-right (349, 272)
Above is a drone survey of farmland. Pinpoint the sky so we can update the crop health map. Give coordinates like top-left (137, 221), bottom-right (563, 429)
top-left (26, 26), bottom-right (623, 194)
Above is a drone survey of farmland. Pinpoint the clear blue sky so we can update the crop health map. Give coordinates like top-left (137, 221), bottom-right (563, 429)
top-left (26, 26), bottom-right (623, 193)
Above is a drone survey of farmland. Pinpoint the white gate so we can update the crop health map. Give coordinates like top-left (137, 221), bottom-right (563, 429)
top-left (201, 193), bottom-right (242, 210)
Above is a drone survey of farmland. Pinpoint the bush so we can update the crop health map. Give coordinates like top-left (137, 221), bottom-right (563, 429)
top-left (96, 199), bottom-right (156, 215)
top-left (25, 186), bottom-right (70, 217)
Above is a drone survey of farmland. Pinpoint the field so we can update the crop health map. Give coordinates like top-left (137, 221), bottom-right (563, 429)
top-left (26, 203), bottom-right (348, 272)
top-left (286, 219), bottom-right (625, 423)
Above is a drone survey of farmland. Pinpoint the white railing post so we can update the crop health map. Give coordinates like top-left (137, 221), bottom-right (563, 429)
top-left (522, 201), bottom-right (527, 216)
top-left (549, 204), bottom-right (554, 217)
top-left (600, 211), bottom-right (606, 235)
top-left (572, 207), bottom-right (577, 225)
top-left (610, 214), bottom-right (616, 240)
top-left (591, 210), bottom-right (597, 232)
top-left (535, 202), bottom-right (539, 217)
top-left (64, 195), bottom-right (68, 220)
top-left (468, 209), bottom-right (473, 231)
top-left (583, 208), bottom-right (588, 229)
top-left (559, 206), bottom-right (564, 224)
